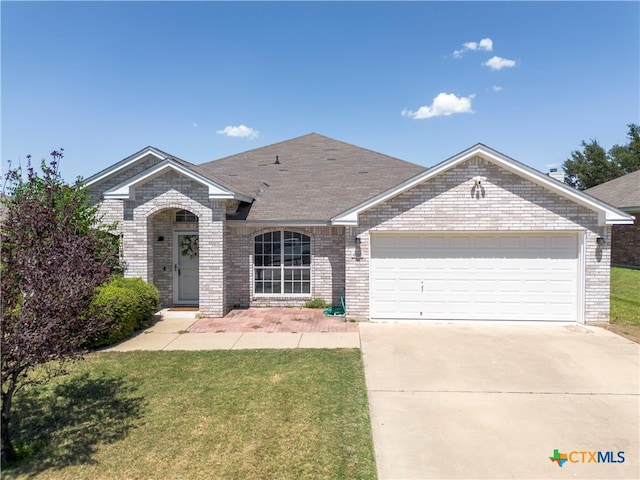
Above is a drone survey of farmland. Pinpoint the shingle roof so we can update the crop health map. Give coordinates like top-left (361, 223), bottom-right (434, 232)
top-left (585, 169), bottom-right (640, 211)
top-left (194, 133), bottom-right (426, 222)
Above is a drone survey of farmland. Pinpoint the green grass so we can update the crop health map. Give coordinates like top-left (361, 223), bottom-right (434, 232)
top-left (610, 266), bottom-right (640, 325)
top-left (2, 350), bottom-right (377, 480)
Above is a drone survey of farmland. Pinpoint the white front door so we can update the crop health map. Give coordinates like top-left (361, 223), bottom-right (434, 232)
top-left (174, 232), bottom-right (199, 305)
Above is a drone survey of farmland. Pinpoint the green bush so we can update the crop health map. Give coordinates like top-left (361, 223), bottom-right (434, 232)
top-left (85, 276), bottom-right (160, 348)
top-left (87, 284), bottom-right (137, 347)
top-left (304, 298), bottom-right (329, 309)
top-left (110, 277), bottom-right (161, 329)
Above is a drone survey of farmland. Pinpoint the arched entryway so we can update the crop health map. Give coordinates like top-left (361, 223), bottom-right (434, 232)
top-left (128, 191), bottom-right (226, 316)
top-left (146, 207), bottom-right (200, 307)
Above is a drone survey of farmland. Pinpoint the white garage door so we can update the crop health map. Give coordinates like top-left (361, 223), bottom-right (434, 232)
top-left (371, 233), bottom-right (580, 321)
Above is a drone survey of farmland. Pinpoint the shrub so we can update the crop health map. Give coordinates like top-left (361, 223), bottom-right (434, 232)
top-left (110, 277), bottom-right (160, 330)
top-left (304, 298), bottom-right (329, 309)
top-left (85, 277), bottom-right (160, 348)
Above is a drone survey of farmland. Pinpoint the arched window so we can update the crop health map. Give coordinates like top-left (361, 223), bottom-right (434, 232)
top-left (254, 231), bottom-right (311, 295)
top-left (175, 209), bottom-right (198, 223)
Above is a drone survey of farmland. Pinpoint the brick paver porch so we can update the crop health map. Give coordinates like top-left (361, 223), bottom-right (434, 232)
top-left (188, 307), bottom-right (357, 333)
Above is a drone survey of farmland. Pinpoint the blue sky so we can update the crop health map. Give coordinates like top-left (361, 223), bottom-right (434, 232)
top-left (2, 1), bottom-right (639, 183)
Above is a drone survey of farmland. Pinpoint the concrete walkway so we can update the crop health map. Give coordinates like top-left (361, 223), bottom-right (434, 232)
top-left (106, 308), bottom-right (360, 351)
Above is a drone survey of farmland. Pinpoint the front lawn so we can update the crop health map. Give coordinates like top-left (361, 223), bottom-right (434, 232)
top-left (605, 266), bottom-right (640, 343)
top-left (2, 350), bottom-right (377, 480)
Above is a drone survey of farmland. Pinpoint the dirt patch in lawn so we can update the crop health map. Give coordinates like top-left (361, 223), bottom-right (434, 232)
top-left (597, 323), bottom-right (640, 344)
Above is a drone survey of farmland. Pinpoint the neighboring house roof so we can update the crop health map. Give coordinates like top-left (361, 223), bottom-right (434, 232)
top-left (195, 133), bottom-right (426, 223)
top-left (585, 169), bottom-right (640, 213)
top-left (332, 143), bottom-right (634, 226)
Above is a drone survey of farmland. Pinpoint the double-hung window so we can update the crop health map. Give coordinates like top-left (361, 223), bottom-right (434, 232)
top-left (254, 231), bottom-right (311, 295)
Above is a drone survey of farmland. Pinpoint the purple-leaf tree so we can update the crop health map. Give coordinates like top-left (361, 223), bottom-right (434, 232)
top-left (1, 150), bottom-right (121, 462)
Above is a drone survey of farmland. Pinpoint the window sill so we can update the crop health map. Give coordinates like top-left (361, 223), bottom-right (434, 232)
top-left (253, 295), bottom-right (312, 299)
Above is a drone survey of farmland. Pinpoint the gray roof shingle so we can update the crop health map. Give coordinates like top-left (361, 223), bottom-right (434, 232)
top-left (585, 169), bottom-right (640, 211)
top-left (194, 133), bottom-right (426, 222)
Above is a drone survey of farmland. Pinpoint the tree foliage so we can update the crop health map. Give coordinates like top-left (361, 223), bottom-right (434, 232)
top-left (1, 150), bottom-right (121, 462)
top-left (563, 123), bottom-right (640, 190)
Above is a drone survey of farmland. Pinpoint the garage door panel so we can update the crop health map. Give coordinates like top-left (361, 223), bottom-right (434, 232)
top-left (449, 236), bottom-right (471, 249)
top-left (475, 236), bottom-right (496, 248)
top-left (499, 236), bottom-right (523, 248)
top-left (372, 299), bottom-right (422, 318)
top-left (551, 235), bottom-right (577, 249)
top-left (371, 233), bottom-right (579, 322)
top-left (423, 236), bottom-right (446, 249)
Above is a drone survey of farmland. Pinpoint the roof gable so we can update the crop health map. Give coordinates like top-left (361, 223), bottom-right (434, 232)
top-left (332, 143), bottom-right (634, 226)
top-left (84, 146), bottom-right (190, 187)
top-left (103, 159), bottom-right (252, 202)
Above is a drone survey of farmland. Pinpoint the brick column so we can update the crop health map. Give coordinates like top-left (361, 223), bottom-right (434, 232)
top-left (344, 226), bottom-right (370, 319)
top-left (198, 201), bottom-right (226, 317)
top-left (122, 216), bottom-right (149, 281)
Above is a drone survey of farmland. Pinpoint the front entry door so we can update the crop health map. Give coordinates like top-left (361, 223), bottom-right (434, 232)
top-left (174, 232), bottom-right (199, 305)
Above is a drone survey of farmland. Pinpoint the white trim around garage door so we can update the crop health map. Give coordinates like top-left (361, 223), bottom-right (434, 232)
top-left (369, 231), bottom-right (585, 323)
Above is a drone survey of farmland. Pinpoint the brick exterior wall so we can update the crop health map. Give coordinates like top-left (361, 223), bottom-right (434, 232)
top-left (89, 153), bottom-right (613, 323)
top-left (611, 212), bottom-right (639, 267)
top-left (90, 169), bottom-right (227, 317)
top-left (89, 164), bottom-right (347, 316)
top-left (225, 226), bottom-right (345, 309)
top-left (345, 157), bottom-right (611, 323)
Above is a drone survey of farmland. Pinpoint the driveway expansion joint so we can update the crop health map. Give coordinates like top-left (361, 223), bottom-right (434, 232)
top-left (369, 389), bottom-right (639, 396)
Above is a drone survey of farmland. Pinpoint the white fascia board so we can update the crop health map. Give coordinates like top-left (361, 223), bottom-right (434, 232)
top-left (226, 220), bottom-right (331, 227)
top-left (331, 144), bottom-right (635, 226)
top-left (485, 150), bottom-right (634, 225)
top-left (84, 148), bottom-right (166, 187)
top-left (103, 160), bottom-right (242, 201)
top-left (605, 213), bottom-right (636, 225)
top-left (331, 215), bottom-right (358, 226)
top-left (331, 145), bottom-right (483, 225)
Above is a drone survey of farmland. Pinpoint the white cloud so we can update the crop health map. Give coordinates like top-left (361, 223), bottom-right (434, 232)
top-left (192, 121), bottom-right (199, 127)
top-left (491, 85), bottom-right (503, 92)
top-left (478, 38), bottom-right (493, 51)
top-left (453, 38), bottom-right (493, 58)
top-left (402, 92), bottom-right (475, 119)
top-left (216, 125), bottom-right (259, 139)
top-left (483, 56), bottom-right (516, 70)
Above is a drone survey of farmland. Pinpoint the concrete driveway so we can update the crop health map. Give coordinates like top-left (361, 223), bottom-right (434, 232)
top-left (359, 323), bottom-right (639, 480)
